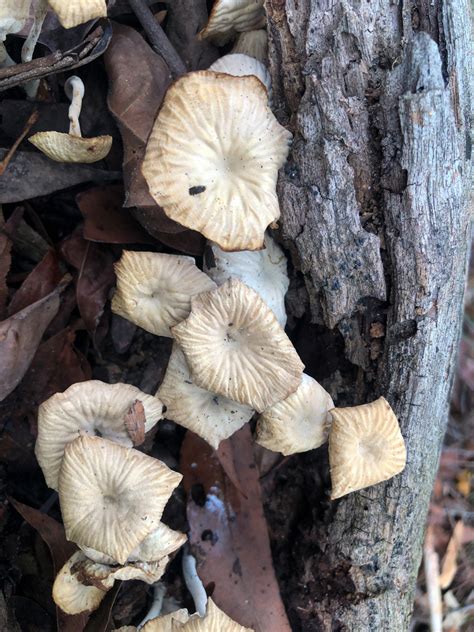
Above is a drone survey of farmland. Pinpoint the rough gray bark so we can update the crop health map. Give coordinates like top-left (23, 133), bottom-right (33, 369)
top-left (266, 1), bottom-right (471, 630)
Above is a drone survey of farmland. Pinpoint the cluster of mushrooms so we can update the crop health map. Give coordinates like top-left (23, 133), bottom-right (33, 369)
top-left (10, 0), bottom-right (408, 628)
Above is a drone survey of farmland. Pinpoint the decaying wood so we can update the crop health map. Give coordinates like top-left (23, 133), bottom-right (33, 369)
top-left (267, 0), bottom-right (471, 630)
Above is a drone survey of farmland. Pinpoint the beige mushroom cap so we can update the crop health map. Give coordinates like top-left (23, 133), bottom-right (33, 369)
top-left (35, 380), bottom-right (164, 491)
top-left (141, 610), bottom-right (190, 631)
top-left (199, 0), bottom-right (266, 46)
top-left (209, 53), bottom-right (270, 93)
top-left (142, 72), bottom-right (291, 252)
top-left (231, 30), bottom-right (267, 63)
top-left (172, 278), bottom-right (304, 412)
top-left (59, 435), bottom-right (182, 564)
top-left (28, 131), bottom-right (112, 164)
top-left (158, 344), bottom-right (254, 448)
top-left (329, 397), bottom-right (407, 500)
top-left (112, 251), bottom-right (216, 338)
top-left (53, 551), bottom-right (108, 615)
top-left (182, 599), bottom-right (253, 631)
top-left (256, 373), bottom-right (334, 456)
top-left (80, 521), bottom-right (187, 565)
top-left (47, 0), bottom-right (107, 29)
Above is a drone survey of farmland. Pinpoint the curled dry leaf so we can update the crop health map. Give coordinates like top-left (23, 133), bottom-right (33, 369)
top-left (8, 249), bottom-right (62, 316)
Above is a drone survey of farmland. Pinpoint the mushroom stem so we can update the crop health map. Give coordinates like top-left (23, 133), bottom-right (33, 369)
top-left (21, 0), bottom-right (48, 98)
top-left (138, 582), bottom-right (166, 629)
top-left (64, 75), bottom-right (85, 137)
top-left (182, 549), bottom-right (207, 617)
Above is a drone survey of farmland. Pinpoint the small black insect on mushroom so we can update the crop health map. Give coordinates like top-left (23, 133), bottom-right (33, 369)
top-left (189, 185), bottom-right (206, 195)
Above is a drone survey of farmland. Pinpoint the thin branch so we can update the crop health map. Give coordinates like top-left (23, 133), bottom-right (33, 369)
top-left (128, 0), bottom-right (186, 77)
top-left (0, 110), bottom-right (39, 176)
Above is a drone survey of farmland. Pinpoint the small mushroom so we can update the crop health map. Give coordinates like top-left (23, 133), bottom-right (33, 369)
top-left (199, 0), bottom-right (266, 46)
top-left (256, 373), bottom-right (334, 456)
top-left (231, 30), bottom-right (267, 63)
top-left (35, 380), bottom-right (164, 491)
top-left (204, 233), bottom-right (289, 327)
top-left (171, 278), bottom-right (304, 412)
top-left (157, 344), bottom-right (254, 449)
top-left (328, 397), bottom-right (407, 500)
top-left (58, 435), bottom-right (182, 564)
top-left (0, 1), bottom-right (29, 67)
top-left (209, 53), bottom-right (270, 94)
top-left (111, 251), bottom-right (216, 338)
top-left (142, 72), bottom-right (291, 252)
top-left (29, 75), bottom-right (112, 163)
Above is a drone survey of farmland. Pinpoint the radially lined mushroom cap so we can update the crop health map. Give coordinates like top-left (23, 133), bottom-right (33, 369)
top-left (47, 0), bottom-right (107, 29)
top-left (256, 373), bottom-right (334, 456)
top-left (231, 29), bottom-right (267, 63)
top-left (181, 599), bottom-right (253, 631)
top-left (204, 233), bottom-right (289, 326)
top-left (158, 344), bottom-right (254, 448)
top-left (80, 521), bottom-right (187, 565)
top-left (28, 131), bottom-right (112, 164)
top-left (199, 0), bottom-right (266, 46)
top-left (142, 72), bottom-right (291, 252)
top-left (171, 278), bottom-right (304, 412)
top-left (58, 435), bottom-right (182, 564)
top-left (141, 610), bottom-right (190, 631)
top-left (328, 397), bottom-right (407, 500)
top-left (112, 251), bottom-right (216, 337)
top-left (209, 53), bottom-right (270, 93)
top-left (52, 551), bottom-right (108, 615)
top-left (35, 380), bottom-right (164, 491)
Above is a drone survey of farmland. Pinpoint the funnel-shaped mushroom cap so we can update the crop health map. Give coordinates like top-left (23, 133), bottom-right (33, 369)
top-left (231, 30), bottom-right (267, 63)
top-left (59, 435), bottom-right (183, 564)
top-left (142, 610), bottom-right (190, 631)
top-left (172, 279), bottom-right (304, 412)
top-left (199, 0), bottom-right (265, 46)
top-left (158, 344), bottom-right (254, 448)
top-left (80, 521), bottom-right (187, 565)
top-left (28, 131), bottom-right (112, 164)
top-left (182, 599), bottom-right (253, 631)
top-left (53, 551), bottom-right (108, 615)
top-left (36, 380), bottom-right (164, 491)
top-left (142, 72), bottom-right (291, 252)
top-left (47, 0), bottom-right (107, 29)
top-left (112, 251), bottom-right (216, 337)
top-left (256, 374), bottom-right (334, 455)
top-left (329, 397), bottom-right (407, 499)
top-left (204, 233), bottom-right (289, 326)
top-left (209, 53), bottom-right (270, 93)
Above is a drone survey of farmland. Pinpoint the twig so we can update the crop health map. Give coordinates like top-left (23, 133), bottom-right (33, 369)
top-left (424, 527), bottom-right (443, 632)
top-left (0, 110), bottom-right (39, 176)
top-left (128, 0), bottom-right (186, 77)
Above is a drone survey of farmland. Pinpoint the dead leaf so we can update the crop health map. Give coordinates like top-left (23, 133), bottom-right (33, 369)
top-left (439, 521), bottom-right (464, 589)
top-left (124, 400), bottom-right (146, 446)
top-left (181, 426), bottom-right (292, 632)
top-left (0, 219), bottom-right (13, 318)
top-left (8, 250), bottom-right (62, 316)
top-left (153, 229), bottom-right (206, 256)
top-left (0, 279), bottom-right (68, 402)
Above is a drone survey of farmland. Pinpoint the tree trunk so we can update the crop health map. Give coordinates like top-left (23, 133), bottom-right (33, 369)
top-left (265, 1), bottom-right (472, 630)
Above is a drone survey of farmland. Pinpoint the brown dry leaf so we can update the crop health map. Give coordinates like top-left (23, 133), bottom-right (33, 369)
top-left (439, 521), bottom-right (464, 589)
top-left (8, 250), bottom-right (62, 316)
top-left (124, 400), bottom-right (146, 446)
top-left (77, 185), bottom-right (155, 245)
top-left (0, 207), bottom-right (24, 318)
top-left (181, 426), bottom-right (292, 632)
top-left (0, 280), bottom-right (67, 402)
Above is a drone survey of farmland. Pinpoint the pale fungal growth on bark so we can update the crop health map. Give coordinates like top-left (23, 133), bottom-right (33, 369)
top-left (231, 30), bottom-right (267, 63)
top-left (47, 0), bottom-right (107, 28)
top-left (29, 75), bottom-right (112, 163)
top-left (256, 373), bottom-right (334, 456)
top-left (204, 233), bottom-right (289, 327)
top-left (58, 435), bottom-right (183, 564)
top-left (0, 1), bottom-right (29, 66)
top-left (172, 278), bottom-right (304, 412)
top-left (209, 53), bottom-right (271, 94)
top-left (35, 380), bottom-right (164, 491)
top-left (112, 251), bottom-right (216, 338)
top-left (328, 397), bottom-right (407, 500)
top-left (142, 71), bottom-right (291, 252)
top-left (157, 344), bottom-right (254, 448)
top-left (199, 0), bottom-right (266, 46)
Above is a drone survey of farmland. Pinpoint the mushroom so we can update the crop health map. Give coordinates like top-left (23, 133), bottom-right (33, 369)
top-left (28, 75), bottom-right (112, 163)
top-left (209, 53), bottom-right (270, 94)
top-left (35, 380), bottom-right (164, 491)
top-left (256, 373), bottom-right (334, 456)
top-left (328, 397), bottom-right (407, 500)
top-left (111, 251), bottom-right (216, 338)
top-left (0, 1), bottom-right (29, 67)
top-left (199, 0), bottom-right (266, 46)
top-left (231, 30), bottom-right (267, 63)
top-left (140, 610), bottom-right (190, 631)
top-left (181, 598), bottom-right (253, 631)
top-left (141, 71), bottom-right (291, 252)
top-left (158, 344), bottom-right (254, 449)
top-left (47, 0), bottom-right (107, 29)
top-left (58, 435), bottom-right (182, 564)
top-left (204, 233), bottom-right (289, 327)
top-left (171, 278), bottom-right (304, 412)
